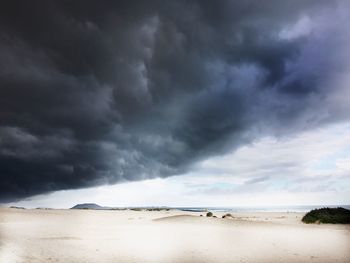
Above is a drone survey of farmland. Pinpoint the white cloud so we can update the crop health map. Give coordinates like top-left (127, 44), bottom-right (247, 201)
top-left (279, 16), bottom-right (312, 40)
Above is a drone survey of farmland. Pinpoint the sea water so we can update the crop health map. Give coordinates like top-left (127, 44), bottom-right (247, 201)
top-left (175, 205), bottom-right (350, 213)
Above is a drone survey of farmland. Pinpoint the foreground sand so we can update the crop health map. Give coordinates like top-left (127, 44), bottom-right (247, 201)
top-left (0, 208), bottom-right (349, 263)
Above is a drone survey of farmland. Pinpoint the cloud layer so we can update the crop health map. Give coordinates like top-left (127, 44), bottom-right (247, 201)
top-left (0, 0), bottom-right (349, 201)
top-left (8, 122), bottom-right (350, 208)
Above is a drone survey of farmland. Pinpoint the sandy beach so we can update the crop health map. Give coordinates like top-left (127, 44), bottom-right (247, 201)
top-left (0, 207), bottom-right (349, 263)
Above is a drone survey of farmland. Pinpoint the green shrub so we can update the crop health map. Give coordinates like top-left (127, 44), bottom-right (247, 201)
top-left (206, 212), bottom-right (213, 217)
top-left (302, 207), bottom-right (350, 224)
top-left (222, 213), bottom-right (233, 219)
top-left (130, 208), bottom-right (142, 211)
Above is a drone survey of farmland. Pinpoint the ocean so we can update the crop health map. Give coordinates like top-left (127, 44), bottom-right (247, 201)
top-left (175, 205), bottom-right (350, 213)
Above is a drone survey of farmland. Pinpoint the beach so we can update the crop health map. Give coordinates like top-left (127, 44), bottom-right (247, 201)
top-left (0, 207), bottom-right (349, 263)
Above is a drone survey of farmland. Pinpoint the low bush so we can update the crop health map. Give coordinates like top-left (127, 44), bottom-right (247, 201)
top-left (302, 207), bottom-right (350, 224)
top-left (222, 213), bottom-right (233, 219)
top-left (206, 212), bottom-right (213, 217)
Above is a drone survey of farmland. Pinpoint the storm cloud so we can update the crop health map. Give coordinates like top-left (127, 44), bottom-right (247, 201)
top-left (1, 0), bottom-right (349, 201)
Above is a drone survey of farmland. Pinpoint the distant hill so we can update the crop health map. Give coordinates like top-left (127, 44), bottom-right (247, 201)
top-left (70, 203), bottom-right (106, 210)
top-left (70, 204), bottom-right (175, 211)
top-left (9, 206), bottom-right (26, 209)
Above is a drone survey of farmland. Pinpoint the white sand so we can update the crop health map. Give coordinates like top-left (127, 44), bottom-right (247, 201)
top-left (0, 208), bottom-right (349, 263)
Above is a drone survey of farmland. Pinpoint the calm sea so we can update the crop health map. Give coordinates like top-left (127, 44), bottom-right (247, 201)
top-left (175, 205), bottom-right (350, 213)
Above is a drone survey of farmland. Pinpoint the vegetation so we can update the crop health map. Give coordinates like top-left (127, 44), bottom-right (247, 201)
top-left (222, 213), bottom-right (234, 219)
top-left (302, 207), bottom-right (350, 224)
top-left (146, 208), bottom-right (170, 211)
top-left (130, 208), bottom-right (142, 211)
top-left (206, 212), bottom-right (213, 217)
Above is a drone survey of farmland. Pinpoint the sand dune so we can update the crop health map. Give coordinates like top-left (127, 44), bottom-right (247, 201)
top-left (0, 208), bottom-right (349, 263)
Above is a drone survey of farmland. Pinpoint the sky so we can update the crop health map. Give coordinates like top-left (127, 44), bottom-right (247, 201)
top-left (1, 0), bottom-right (350, 207)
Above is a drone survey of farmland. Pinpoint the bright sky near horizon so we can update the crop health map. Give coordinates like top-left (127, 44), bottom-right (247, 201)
top-left (8, 121), bottom-right (350, 208)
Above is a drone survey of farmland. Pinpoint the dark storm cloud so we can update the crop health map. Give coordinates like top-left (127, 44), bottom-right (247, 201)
top-left (1, 0), bottom-right (349, 201)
